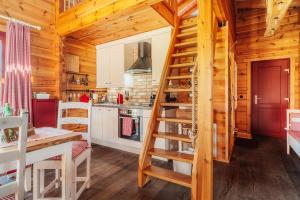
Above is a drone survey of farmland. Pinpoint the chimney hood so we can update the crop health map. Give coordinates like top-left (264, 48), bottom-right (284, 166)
top-left (127, 42), bottom-right (152, 74)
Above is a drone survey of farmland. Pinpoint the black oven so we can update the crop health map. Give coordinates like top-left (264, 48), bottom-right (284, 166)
top-left (118, 108), bottom-right (143, 142)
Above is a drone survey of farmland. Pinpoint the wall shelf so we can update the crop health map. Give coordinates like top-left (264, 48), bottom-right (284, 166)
top-left (66, 71), bottom-right (89, 76)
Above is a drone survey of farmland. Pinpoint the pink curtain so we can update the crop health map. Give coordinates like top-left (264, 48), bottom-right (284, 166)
top-left (2, 21), bottom-right (32, 121)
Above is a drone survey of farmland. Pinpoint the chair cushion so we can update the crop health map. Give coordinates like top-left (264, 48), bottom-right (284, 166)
top-left (0, 165), bottom-right (31, 177)
top-left (290, 113), bottom-right (300, 131)
top-left (288, 130), bottom-right (300, 143)
top-left (0, 194), bottom-right (14, 200)
top-left (52, 140), bottom-right (89, 160)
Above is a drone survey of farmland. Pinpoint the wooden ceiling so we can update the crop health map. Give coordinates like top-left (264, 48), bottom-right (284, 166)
top-left (66, 6), bottom-right (169, 45)
top-left (235, 0), bottom-right (300, 9)
top-left (64, 0), bottom-right (198, 45)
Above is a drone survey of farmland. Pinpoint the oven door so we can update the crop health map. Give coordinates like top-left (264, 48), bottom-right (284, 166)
top-left (119, 114), bottom-right (142, 142)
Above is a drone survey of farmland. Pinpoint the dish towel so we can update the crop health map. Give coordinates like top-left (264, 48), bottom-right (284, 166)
top-left (122, 117), bottom-right (133, 136)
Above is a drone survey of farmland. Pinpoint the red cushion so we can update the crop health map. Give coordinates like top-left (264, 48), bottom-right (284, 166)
top-left (52, 140), bottom-right (89, 160)
top-left (288, 130), bottom-right (300, 142)
top-left (0, 194), bottom-right (14, 200)
top-left (290, 113), bottom-right (300, 131)
top-left (0, 165), bottom-right (31, 177)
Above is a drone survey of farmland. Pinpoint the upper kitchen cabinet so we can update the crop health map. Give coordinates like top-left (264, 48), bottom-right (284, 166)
top-left (151, 31), bottom-right (171, 86)
top-left (96, 27), bottom-right (171, 89)
top-left (110, 44), bottom-right (125, 87)
top-left (97, 47), bottom-right (110, 88)
top-left (96, 44), bottom-right (125, 88)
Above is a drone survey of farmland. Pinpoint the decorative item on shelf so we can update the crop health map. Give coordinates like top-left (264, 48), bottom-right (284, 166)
top-left (125, 90), bottom-right (130, 101)
top-left (101, 94), bottom-right (108, 103)
top-left (79, 93), bottom-right (89, 103)
top-left (65, 54), bottom-right (79, 72)
top-left (1, 103), bottom-right (17, 143)
top-left (76, 77), bottom-right (80, 85)
top-left (149, 92), bottom-right (156, 106)
top-left (66, 71), bottom-right (89, 86)
top-left (117, 93), bottom-right (124, 104)
top-left (166, 93), bottom-right (177, 103)
top-left (36, 92), bottom-right (50, 99)
top-left (64, 89), bottom-right (107, 103)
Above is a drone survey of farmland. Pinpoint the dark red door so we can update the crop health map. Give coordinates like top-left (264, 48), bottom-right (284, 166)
top-left (251, 59), bottom-right (289, 138)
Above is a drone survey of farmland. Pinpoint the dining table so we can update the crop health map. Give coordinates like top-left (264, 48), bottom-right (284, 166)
top-left (0, 127), bottom-right (83, 199)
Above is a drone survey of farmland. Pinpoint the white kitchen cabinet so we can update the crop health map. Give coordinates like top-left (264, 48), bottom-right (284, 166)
top-left (96, 44), bottom-right (124, 88)
top-left (151, 30), bottom-right (171, 85)
top-left (91, 107), bottom-right (118, 144)
top-left (142, 109), bottom-right (176, 150)
top-left (97, 47), bottom-right (110, 88)
top-left (91, 107), bottom-right (104, 142)
top-left (102, 107), bottom-right (118, 143)
top-left (109, 44), bottom-right (125, 87)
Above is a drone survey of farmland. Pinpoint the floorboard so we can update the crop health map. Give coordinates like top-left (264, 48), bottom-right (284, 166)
top-left (25, 136), bottom-right (300, 200)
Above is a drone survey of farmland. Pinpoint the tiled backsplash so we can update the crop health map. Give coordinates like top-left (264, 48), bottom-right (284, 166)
top-left (108, 73), bottom-right (157, 104)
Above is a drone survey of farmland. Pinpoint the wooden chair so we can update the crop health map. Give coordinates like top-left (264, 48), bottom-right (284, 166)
top-left (33, 101), bottom-right (92, 200)
top-left (286, 109), bottom-right (300, 157)
top-left (0, 110), bottom-right (28, 200)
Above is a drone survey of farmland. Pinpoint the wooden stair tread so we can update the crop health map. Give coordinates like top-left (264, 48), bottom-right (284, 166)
top-left (166, 75), bottom-right (192, 80)
top-left (149, 148), bottom-right (194, 163)
top-left (153, 132), bottom-right (192, 142)
top-left (157, 117), bottom-right (192, 124)
top-left (170, 62), bottom-right (195, 68)
top-left (164, 88), bottom-right (192, 92)
top-left (181, 27), bottom-right (197, 33)
top-left (172, 51), bottom-right (197, 58)
top-left (143, 166), bottom-right (192, 188)
top-left (179, 23), bottom-right (197, 29)
top-left (177, 31), bottom-right (197, 39)
top-left (160, 102), bottom-right (192, 107)
top-left (175, 41), bottom-right (197, 48)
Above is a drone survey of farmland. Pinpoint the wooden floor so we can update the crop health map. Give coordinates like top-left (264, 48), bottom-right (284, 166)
top-left (26, 136), bottom-right (300, 200)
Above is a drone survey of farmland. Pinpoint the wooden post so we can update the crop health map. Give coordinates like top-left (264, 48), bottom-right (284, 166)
top-left (192, 0), bottom-right (213, 199)
top-left (265, 0), bottom-right (293, 36)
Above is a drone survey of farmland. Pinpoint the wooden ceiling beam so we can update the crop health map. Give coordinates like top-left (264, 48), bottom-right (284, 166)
top-left (179, 0), bottom-right (197, 18)
top-left (213, 0), bottom-right (236, 40)
top-left (178, 0), bottom-right (194, 12)
top-left (236, 0), bottom-right (300, 9)
top-left (152, 2), bottom-right (175, 26)
top-left (264, 0), bottom-right (293, 36)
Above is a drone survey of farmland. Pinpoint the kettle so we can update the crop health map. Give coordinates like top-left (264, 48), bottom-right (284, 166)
top-left (117, 93), bottom-right (124, 104)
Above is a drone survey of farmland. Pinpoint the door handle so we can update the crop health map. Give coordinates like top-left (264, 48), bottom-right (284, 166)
top-left (284, 97), bottom-right (289, 103)
top-left (254, 95), bottom-right (261, 105)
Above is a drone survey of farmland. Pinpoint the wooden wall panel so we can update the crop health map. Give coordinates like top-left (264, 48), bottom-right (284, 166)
top-left (61, 38), bottom-right (97, 99)
top-left (213, 27), bottom-right (226, 161)
top-left (0, 0), bottom-right (60, 97)
top-left (235, 7), bottom-right (300, 138)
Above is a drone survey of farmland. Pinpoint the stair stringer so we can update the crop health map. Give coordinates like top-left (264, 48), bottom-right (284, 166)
top-left (138, 21), bottom-right (180, 188)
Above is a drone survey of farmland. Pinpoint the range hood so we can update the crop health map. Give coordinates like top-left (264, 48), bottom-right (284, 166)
top-left (127, 42), bottom-right (152, 74)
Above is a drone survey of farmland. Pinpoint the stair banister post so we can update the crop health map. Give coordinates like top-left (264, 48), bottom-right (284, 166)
top-left (192, 0), bottom-right (214, 200)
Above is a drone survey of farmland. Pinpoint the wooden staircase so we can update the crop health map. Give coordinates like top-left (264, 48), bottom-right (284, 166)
top-left (138, 16), bottom-right (198, 190)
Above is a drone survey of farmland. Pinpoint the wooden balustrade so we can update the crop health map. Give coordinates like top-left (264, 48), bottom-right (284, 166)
top-left (163, 0), bottom-right (177, 13)
top-left (59, 0), bottom-right (84, 13)
top-left (59, 0), bottom-right (174, 14)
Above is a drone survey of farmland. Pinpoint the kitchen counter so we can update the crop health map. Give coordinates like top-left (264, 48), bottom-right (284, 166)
top-left (93, 103), bottom-right (153, 110)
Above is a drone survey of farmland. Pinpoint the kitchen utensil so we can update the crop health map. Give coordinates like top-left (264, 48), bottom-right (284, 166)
top-left (117, 93), bottom-right (124, 104)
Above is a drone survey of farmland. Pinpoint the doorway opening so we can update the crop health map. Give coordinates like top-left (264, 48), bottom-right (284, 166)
top-left (251, 58), bottom-right (290, 138)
